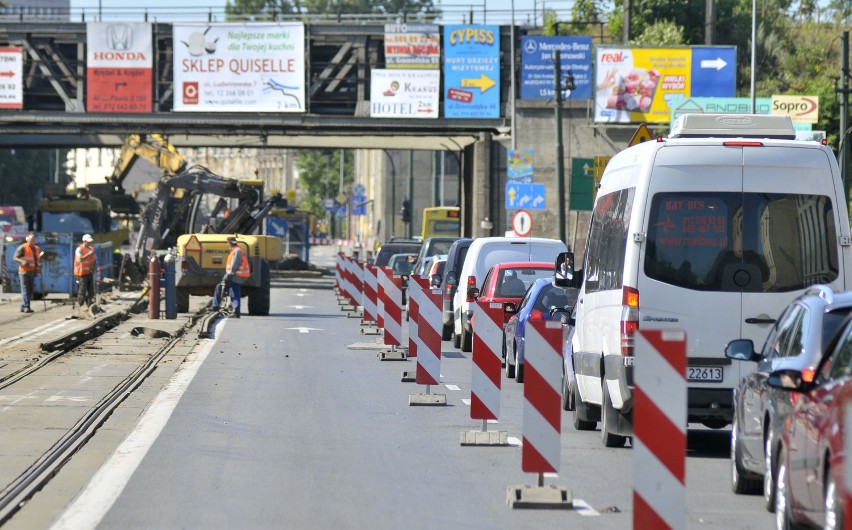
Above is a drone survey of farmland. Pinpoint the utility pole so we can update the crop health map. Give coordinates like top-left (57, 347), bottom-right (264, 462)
top-left (407, 150), bottom-right (414, 239)
top-left (554, 50), bottom-right (566, 243)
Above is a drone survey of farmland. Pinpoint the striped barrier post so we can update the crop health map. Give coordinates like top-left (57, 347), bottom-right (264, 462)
top-left (334, 252), bottom-right (343, 297)
top-left (376, 265), bottom-right (385, 330)
top-left (634, 330), bottom-right (686, 530)
top-left (410, 278), bottom-right (446, 406)
top-left (507, 319), bottom-right (571, 509)
top-left (401, 276), bottom-right (425, 382)
top-left (379, 266), bottom-right (405, 360)
top-left (360, 264), bottom-right (381, 335)
top-left (462, 300), bottom-right (507, 445)
top-left (350, 257), bottom-right (363, 308)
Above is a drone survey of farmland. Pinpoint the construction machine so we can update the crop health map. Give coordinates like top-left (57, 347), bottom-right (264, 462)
top-left (134, 165), bottom-right (285, 315)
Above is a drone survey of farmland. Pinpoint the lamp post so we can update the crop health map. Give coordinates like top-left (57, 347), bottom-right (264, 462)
top-left (383, 150), bottom-right (397, 238)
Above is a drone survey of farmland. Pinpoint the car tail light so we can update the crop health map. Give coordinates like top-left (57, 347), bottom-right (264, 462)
top-left (181, 261), bottom-right (189, 271)
top-left (620, 286), bottom-right (639, 356)
top-left (801, 369), bottom-right (815, 383)
top-left (465, 275), bottom-right (477, 302)
top-left (529, 309), bottom-right (544, 321)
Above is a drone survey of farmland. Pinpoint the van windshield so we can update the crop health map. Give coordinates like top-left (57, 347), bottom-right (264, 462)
top-left (645, 192), bottom-right (838, 292)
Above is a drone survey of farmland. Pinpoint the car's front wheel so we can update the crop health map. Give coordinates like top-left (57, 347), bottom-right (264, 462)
top-left (731, 413), bottom-right (761, 494)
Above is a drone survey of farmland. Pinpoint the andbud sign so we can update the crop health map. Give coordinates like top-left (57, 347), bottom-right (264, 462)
top-left (173, 23), bottom-right (305, 112)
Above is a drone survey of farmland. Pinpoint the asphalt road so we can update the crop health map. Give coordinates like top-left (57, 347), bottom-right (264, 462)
top-left (47, 246), bottom-right (772, 530)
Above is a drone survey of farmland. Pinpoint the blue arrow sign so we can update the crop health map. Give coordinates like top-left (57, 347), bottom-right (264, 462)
top-left (265, 217), bottom-right (288, 237)
top-left (506, 183), bottom-right (546, 210)
top-left (351, 194), bottom-right (367, 216)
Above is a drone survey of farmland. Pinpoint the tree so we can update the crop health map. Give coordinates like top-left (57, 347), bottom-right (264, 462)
top-left (0, 149), bottom-right (70, 215)
top-left (225, 0), bottom-right (438, 21)
top-left (295, 149), bottom-right (354, 220)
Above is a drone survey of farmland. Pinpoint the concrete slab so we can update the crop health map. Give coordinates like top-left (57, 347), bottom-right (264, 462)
top-left (506, 485), bottom-right (573, 510)
top-left (460, 430), bottom-right (509, 446)
top-left (408, 393), bottom-right (447, 406)
top-left (340, 304), bottom-right (356, 312)
top-left (379, 349), bottom-right (407, 361)
top-left (359, 326), bottom-right (381, 335)
top-left (401, 370), bottom-right (416, 382)
top-left (347, 342), bottom-right (386, 350)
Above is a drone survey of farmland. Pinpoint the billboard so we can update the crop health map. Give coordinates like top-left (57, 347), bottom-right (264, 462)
top-left (86, 23), bottom-right (152, 113)
top-left (520, 36), bottom-right (592, 100)
top-left (595, 46), bottom-right (736, 123)
top-left (173, 23), bottom-right (305, 112)
top-left (370, 69), bottom-right (439, 118)
top-left (384, 24), bottom-right (440, 69)
top-left (443, 25), bottom-right (501, 118)
top-left (0, 48), bottom-right (22, 109)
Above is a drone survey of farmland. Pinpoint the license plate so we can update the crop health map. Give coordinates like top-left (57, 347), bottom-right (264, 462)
top-left (687, 366), bottom-right (723, 382)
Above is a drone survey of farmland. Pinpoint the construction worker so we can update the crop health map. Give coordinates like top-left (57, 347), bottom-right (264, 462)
top-left (74, 234), bottom-right (97, 310)
top-left (212, 236), bottom-right (250, 318)
top-left (13, 233), bottom-right (41, 313)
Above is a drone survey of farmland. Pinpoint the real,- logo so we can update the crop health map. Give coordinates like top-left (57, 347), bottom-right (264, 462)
top-left (600, 51), bottom-right (624, 63)
top-left (182, 82), bottom-right (198, 105)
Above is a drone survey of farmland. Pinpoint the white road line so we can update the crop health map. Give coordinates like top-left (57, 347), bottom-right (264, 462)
top-left (508, 436), bottom-right (522, 446)
top-left (487, 419), bottom-right (499, 424)
top-left (49, 326), bottom-right (221, 530)
top-left (573, 499), bottom-right (600, 516)
top-left (461, 398), bottom-right (471, 405)
top-left (444, 384), bottom-right (460, 391)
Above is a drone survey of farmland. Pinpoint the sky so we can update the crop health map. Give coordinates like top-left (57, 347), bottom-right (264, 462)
top-left (67, 0), bottom-right (575, 25)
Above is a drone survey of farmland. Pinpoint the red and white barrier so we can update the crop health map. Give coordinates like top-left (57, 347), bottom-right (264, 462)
top-left (310, 237), bottom-right (332, 245)
top-left (346, 256), bottom-right (362, 307)
top-left (362, 264), bottom-right (378, 323)
top-left (377, 265), bottom-right (386, 329)
top-left (634, 330), bottom-right (686, 530)
top-left (471, 300), bottom-right (504, 421)
top-left (416, 279), bottom-right (443, 387)
top-left (521, 320), bottom-right (563, 474)
top-left (407, 275), bottom-right (424, 358)
top-left (381, 266), bottom-right (402, 347)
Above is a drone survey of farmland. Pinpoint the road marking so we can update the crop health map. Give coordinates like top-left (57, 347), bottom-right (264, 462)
top-left (284, 327), bottom-right (322, 334)
top-left (573, 499), bottom-right (600, 516)
top-left (461, 398), bottom-right (470, 405)
top-left (45, 394), bottom-right (90, 403)
top-left (50, 325), bottom-right (220, 530)
top-left (288, 305), bottom-right (313, 310)
top-left (445, 384), bottom-right (460, 391)
top-left (508, 436), bottom-right (522, 446)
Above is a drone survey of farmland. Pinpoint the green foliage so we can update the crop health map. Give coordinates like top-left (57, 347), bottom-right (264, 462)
top-left (629, 20), bottom-right (685, 46)
top-left (0, 149), bottom-right (70, 215)
top-left (224, 0), bottom-right (437, 21)
top-left (295, 150), bottom-right (354, 220)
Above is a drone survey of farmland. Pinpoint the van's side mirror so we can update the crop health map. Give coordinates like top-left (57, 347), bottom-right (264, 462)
top-left (554, 251), bottom-right (575, 287)
top-left (467, 286), bottom-right (480, 299)
top-left (446, 271), bottom-right (457, 286)
top-left (430, 273), bottom-right (442, 287)
top-left (504, 302), bottom-right (518, 314)
top-left (725, 339), bottom-right (760, 362)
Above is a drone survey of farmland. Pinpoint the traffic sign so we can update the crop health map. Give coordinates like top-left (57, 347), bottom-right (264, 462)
top-left (506, 183), bottom-right (546, 210)
top-left (628, 123), bottom-right (654, 146)
top-left (323, 198), bottom-right (335, 212)
top-left (512, 210), bottom-right (533, 237)
top-left (353, 183), bottom-right (366, 196)
top-left (351, 194), bottom-right (367, 216)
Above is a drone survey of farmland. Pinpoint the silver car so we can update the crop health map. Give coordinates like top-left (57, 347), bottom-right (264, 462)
top-left (725, 285), bottom-right (852, 511)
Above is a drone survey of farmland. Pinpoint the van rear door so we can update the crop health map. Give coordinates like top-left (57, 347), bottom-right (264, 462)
top-left (638, 145), bottom-right (745, 392)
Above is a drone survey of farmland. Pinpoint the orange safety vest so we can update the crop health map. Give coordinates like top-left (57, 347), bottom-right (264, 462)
top-left (227, 247), bottom-right (251, 278)
top-left (18, 243), bottom-right (40, 273)
top-left (74, 243), bottom-right (96, 276)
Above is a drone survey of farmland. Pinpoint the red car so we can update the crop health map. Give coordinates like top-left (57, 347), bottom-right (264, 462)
top-left (769, 313), bottom-right (852, 529)
top-left (470, 261), bottom-right (555, 325)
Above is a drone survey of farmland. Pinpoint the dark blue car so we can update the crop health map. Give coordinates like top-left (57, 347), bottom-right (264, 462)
top-left (503, 277), bottom-right (578, 383)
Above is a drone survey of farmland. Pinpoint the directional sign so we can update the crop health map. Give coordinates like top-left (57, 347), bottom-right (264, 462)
top-left (506, 183), bottom-right (546, 210)
top-left (265, 216), bottom-right (288, 237)
top-left (512, 210), bottom-right (533, 237)
top-left (0, 48), bottom-right (22, 109)
top-left (351, 194), bottom-right (367, 216)
top-left (353, 183), bottom-right (366, 196)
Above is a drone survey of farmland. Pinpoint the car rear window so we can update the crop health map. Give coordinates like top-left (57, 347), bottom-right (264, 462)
top-left (822, 309), bottom-right (852, 347)
top-left (534, 285), bottom-right (577, 311)
top-left (376, 244), bottom-right (422, 266)
top-left (496, 267), bottom-right (553, 297)
top-left (645, 192), bottom-right (838, 292)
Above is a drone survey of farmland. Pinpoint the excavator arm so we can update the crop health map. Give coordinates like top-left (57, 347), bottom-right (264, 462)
top-left (107, 134), bottom-right (188, 192)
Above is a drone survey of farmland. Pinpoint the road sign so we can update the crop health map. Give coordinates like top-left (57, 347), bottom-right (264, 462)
top-left (353, 183), bottom-right (366, 196)
top-left (507, 149), bottom-right (534, 183)
top-left (512, 210), bottom-right (533, 237)
top-left (323, 198), bottom-right (335, 212)
top-left (265, 216), bottom-right (288, 237)
top-left (629, 124), bottom-right (654, 146)
top-left (351, 194), bottom-right (367, 216)
top-left (335, 205), bottom-right (347, 219)
top-left (506, 183), bottom-right (546, 210)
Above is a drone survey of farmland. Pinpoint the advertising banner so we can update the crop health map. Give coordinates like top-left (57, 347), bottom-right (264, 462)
top-left (384, 24), bottom-right (440, 69)
top-left (443, 25), bottom-right (501, 118)
top-left (771, 95), bottom-right (819, 123)
top-left (0, 48), bottom-right (22, 109)
top-left (670, 97), bottom-right (813, 131)
top-left (86, 23), bottom-right (152, 113)
top-left (507, 149), bottom-right (534, 183)
top-left (595, 46), bottom-right (736, 123)
top-left (520, 36), bottom-right (592, 100)
top-left (370, 69), bottom-right (439, 118)
top-left (173, 23), bottom-right (305, 112)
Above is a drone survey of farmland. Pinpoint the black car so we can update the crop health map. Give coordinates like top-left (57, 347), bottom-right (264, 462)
top-left (374, 241), bottom-right (422, 267)
top-left (725, 285), bottom-right (852, 511)
top-left (438, 238), bottom-right (473, 340)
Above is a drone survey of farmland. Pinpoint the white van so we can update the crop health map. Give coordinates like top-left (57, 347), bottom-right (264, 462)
top-left (558, 114), bottom-right (852, 447)
top-left (453, 236), bottom-right (567, 351)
